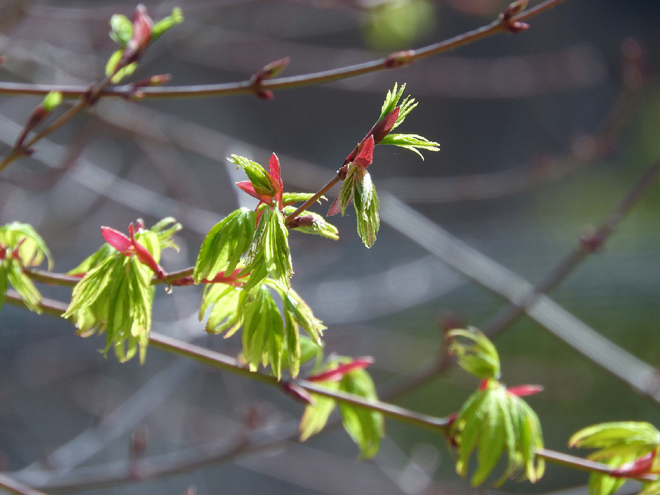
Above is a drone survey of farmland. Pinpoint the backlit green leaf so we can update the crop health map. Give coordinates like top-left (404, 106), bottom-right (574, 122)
top-left (109, 14), bottom-right (133, 45)
top-left (151, 7), bottom-right (184, 42)
top-left (447, 328), bottom-right (500, 380)
top-left (194, 208), bottom-right (256, 284)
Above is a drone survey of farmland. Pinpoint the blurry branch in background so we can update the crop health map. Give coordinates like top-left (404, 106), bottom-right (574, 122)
top-left (0, 0), bottom-right (567, 101)
top-left (5, 290), bottom-right (653, 493)
top-left (379, 152), bottom-right (660, 402)
top-left (0, 473), bottom-right (50, 495)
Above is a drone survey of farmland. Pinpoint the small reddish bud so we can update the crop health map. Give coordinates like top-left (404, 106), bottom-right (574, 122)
top-left (500, 0), bottom-right (530, 33)
top-left (121, 4), bottom-right (153, 66)
top-left (507, 384), bottom-right (544, 397)
top-left (0, 244), bottom-right (5, 260)
top-left (288, 215), bottom-right (316, 228)
top-left (281, 382), bottom-right (314, 405)
top-left (479, 378), bottom-right (489, 391)
top-left (252, 57), bottom-right (290, 82)
top-left (15, 106), bottom-right (50, 150)
top-left (307, 357), bottom-right (374, 382)
top-left (385, 50), bottom-right (414, 69)
top-left (579, 225), bottom-right (603, 253)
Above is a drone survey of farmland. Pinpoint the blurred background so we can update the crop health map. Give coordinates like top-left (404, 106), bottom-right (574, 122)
top-left (1, 0), bottom-right (660, 493)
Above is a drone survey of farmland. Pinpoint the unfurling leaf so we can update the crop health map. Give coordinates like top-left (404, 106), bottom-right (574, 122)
top-left (244, 207), bottom-right (292, 290)
top-left (241, 285), bottom-right (285, 379)
top-left (151, 7), bottom-right (184, 42)
top-left (0, 222), bottom-right (52, 313)
top-left (229, 155), bottom-right (278, 204)
top-left (446, 327), bottom-right (501, 380)
top-left (569, 422), bottom-right (660, 495)
top-left (450, 380), bottom-right (544, 486)
top-left (283, 207), bottom-right (339, 241)
top-left (62, 218), bottom-right (180, 363)
top-left (193, 208), bottom-right (256, 284)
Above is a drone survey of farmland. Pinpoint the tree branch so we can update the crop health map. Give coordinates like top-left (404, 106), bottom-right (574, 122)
top-left (0, 0), bottom-right (567, 101)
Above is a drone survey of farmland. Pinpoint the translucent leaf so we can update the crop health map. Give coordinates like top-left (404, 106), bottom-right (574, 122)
top-left (451, 382), bottom-right (544, 486)
top-left (378, 133), bottom-right (440, 159)
top-left (245, 208), bottom-right (292, 290)
top-left (194, 208), bottom-right (256, 284)
top-left (570, 422), bottom-right (660, 449)
top-left (229, 155), bottom-right (278, 202)
top-left (150, 7), bottom-right (184, 42)
top-left (446, 328), bottom-right (501, 380)
top-left (109, 14), bottom-right (133, 45)
top-left (338, 367), bottom-right (384, 459)
top-left (5, 259), bottom-right (41, 313)
top-left (0, 222), bottom-right (53, 269)
top-left (241, 286), bottom-right (285, 378)
top-left (300, 380), bottom-right (340, 441)
top-left (282, 192), bottom-right (321, 205)
top-left (200, 283), bottom-right (243, 334)
top-left (353, 168), bottom-right (380, 248)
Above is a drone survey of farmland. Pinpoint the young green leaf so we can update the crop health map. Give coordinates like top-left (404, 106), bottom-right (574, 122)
top-left (378, 133), bottom-right (440, 159)
top-left (300, 381), bottom-right (340, 441)
top-left (229, 155), bottom-right (278, 202)
top-left (109, 14), bottom-right (133, 46)
top-left (241, 285), bottom-right (285, 378)
top-left (150, 7), bottom-right (184, 42)
top-left (0, 222), bottom-right (53, 269)
top-left (244, 208), bottom-right (292, 290)
top-left (194, 208), bottom-right (256, 284)
top-left (353, 167), bottom-right (380, 248)
top-left (199, 283), bottom-right (244, 334)
top-left (569, 422), bottom-right (660, 495)
top-left (446, 327), bottom-right (501, 380)
top-left (63, 219), bottom-right (179, 363)
top-left (338, 367), bottom-right (385, 459)
top-left (450, 381), bottom-right (544, 486)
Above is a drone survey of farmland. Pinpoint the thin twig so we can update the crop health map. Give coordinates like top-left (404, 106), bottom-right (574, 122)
top-left (3, 291), bottom-right (450, 435)
top-left (483, 152), bottom-right (660, 339)
top-left (0, 75), bottom-right (114, 174)
top-left (0, 0), bottom-right (567, 101)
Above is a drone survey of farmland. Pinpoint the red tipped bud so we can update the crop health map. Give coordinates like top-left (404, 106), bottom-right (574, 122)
top-left (121, 4), bottom-right (153, 66)
top-left (385, 50), bottom-right (414, 69)
top-left (500, 0), bottom-right (530, 33)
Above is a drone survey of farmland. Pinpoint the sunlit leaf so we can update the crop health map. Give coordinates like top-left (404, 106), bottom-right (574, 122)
top-left (194, 208), bottom-right (256, 284)
top-left (446, 328), bottom-right (501, 380)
